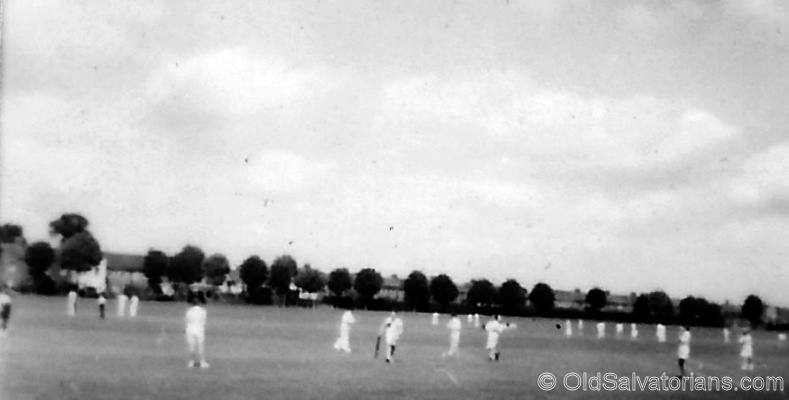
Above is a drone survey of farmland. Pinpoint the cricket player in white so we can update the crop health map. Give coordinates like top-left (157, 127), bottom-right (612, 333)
top-left (564, 319), bottom-right (572, 338)
top-left (483, 315), bottom-right (514, 361)
top-left (615, 323), bottom-right (624, 338)
top-left (117, 294), bottom-right (128, 317)
top-left (677, 326), bottom-right (691, 376)
top-left (129, 295), bottom-right (139, 318)
top-left (723, 327), bottom-right (730, 343)
top-left (333, 309), bottom-right (356, 353)
top-left (185, 292), bottom-right (209, 369)
top-left (739, 328), bottom-right (754, 371)
top-left (67, 290), bottom-right (77, 317)
top-left (432, 312), bottom-right (439, 325)
top-left (596, 322), bottom-right (605, 339)
top-left (630, 323), bottom-right (638, 340)
top-left (443, 314), bottom-right (462, 358)
top-left (382, 311), bottom-right (404, 363)
top-left (656, 324), bottom-right (667, 343)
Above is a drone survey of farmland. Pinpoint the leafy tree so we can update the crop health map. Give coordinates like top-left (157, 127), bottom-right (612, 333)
top-left (701, 302), bottom-right (724, 327)
top-left (25, 242), bottom-right (54, 275)
top-left (327, 268), bottom-right (353, 298)
top-left (499, 279), bottom-right (526, 313)
top-left (679, 296), bottom-right (699, 324)
top-left (269, 255), bottom-right (298, 301)
top-left (202, 254), bottom-right (230, 286)
top-left (24, 241), bottom-right (55, 289)
top-left (402, 270), bottom-right (430, 311)
top-left (585, 288), bottom-right (608, 312)
top-left (0, 224), bottom-right (24, 243)
top-left (429, 274), bottom-right (458, 311)
top-left (238, 255), bottom-right (268, 291)
top-left (169, 245), bottom-right (205, 284)
top-left (647, 291), bottom-right (674, 323)
top-left (294, 264), bottom-right (326, 293)
top-left (678, 296), bottom-right (723, 327)
top-left (49, 214), bottom-right (102, 274)
top-left (353, 268), bottom-right (383, 308)
top-left (528, 282), bottom-right (555, 315)
top-left (142, 250), bottom-right (169, 292)
top-left (632, 293), bottom-right (651, 322)
top-left (742, 295), bottom-right (764, 328)
top-left (59, 231), bottom-right (103, 273)
top-left (466, 279), bottom-right (498, 308)
top-left (49, 214), bottom-right (89, 239)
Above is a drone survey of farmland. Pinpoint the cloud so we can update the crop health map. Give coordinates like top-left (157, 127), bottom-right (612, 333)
top-left (145, 48), bottom-right (334, 119)
top-left (724, 0), bottom-right (789, 22)
top-left (376, 72), bottom-right (740, 181)
top-left (728, 142), bottom-right (789, 213)
top-left (231, 149), bottom-right (337, 195)
top-left (4, 0), bottom-right (163, 96)
top-left (510, 0), bottom-right (570, 20)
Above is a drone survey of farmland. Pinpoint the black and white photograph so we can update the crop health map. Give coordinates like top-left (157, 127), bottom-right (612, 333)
top-left (0, 0), bottom-right (787, 398)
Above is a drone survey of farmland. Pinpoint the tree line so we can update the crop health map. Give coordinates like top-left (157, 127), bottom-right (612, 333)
top-left (0, 214), bottom-right (771, 328)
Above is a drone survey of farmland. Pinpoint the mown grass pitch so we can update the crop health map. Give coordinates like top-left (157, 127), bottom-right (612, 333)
top-left (0, 296), bottom-right (786, 399)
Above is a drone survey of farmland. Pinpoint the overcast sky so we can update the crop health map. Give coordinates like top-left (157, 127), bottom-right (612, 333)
top-left (2, 0), bottom-right (788, 306)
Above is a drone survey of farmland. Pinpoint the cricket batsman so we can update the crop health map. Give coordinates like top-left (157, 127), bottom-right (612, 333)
top-left (380, 310), bottom-right (404, 363)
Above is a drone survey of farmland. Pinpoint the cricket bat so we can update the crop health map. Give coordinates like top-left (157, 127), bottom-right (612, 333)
top-left (374, 335), bottom-right (382, 359)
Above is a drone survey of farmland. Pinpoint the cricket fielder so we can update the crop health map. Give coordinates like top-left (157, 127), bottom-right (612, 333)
top-left (67, 290), bottom-right (77, 317)
top-left (483, 315), bottom-right (514, 361)
top-left (0, 287), bottom-right (12, 334)
top-left (564, 319), bottom-right (572, 338)
top-left (382, 311), bottom-right (404, 363)
top-left (443, 314), bottom-right (462, 358)
top-left (596, 322), bottom-right (606, 339)
top-left (129, 295), bottom-right (139, 318)
top-left (185, 292), bottom-right (209, 369)
top-left (117, 294), bottom-right (128, 317)
top-left (656, 324), bottom-right (667, 343)
top-left (630, 323), bottom-right (638, 340)
top-left (333, 309), bottom-right (356, 353)
top-left (723, 327), bottom-right (730, 343)
top-left (739, 328), bottom-right (754, 371)
top-left (677, 326), bottom-right (691, 376)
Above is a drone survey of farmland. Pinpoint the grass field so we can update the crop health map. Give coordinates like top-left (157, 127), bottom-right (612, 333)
top-left (0, 296), bottom-right (786, 399)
